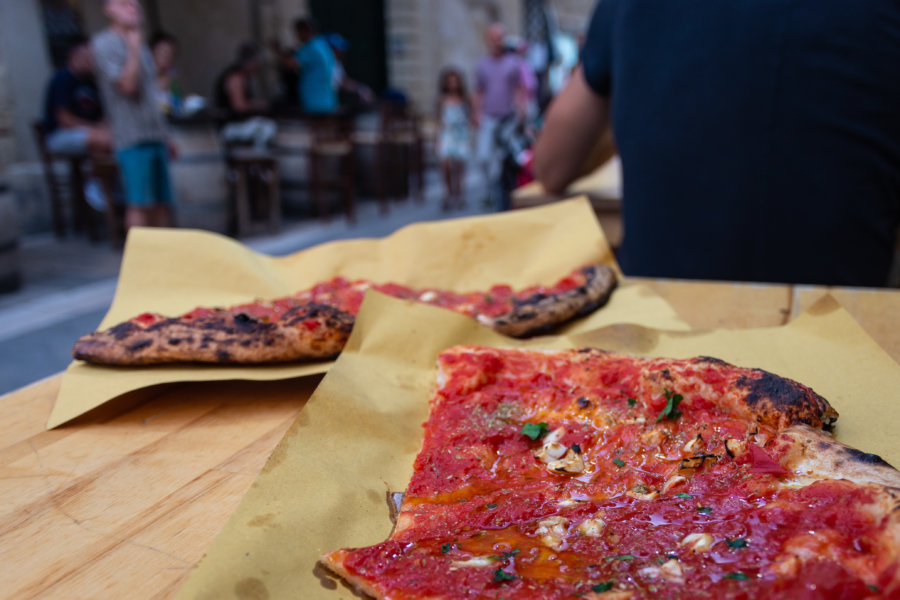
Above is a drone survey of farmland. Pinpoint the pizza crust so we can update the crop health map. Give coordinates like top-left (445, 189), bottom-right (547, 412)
top-left (319, 551), bottom-right (389, 600)
top-left (477, 264), bottom-right (618, 338)
top-left (72, 303), bottom-right (354, 365)
top-left (781, 424), bottom-right (900, 489)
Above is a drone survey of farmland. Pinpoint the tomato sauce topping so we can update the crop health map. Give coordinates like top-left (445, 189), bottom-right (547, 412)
top-left (152, 266), bottom-right (592, 326)
top-left (332, 347), bottom-right (889, 599)
top-left (132, 312), bottom-right (165, 327)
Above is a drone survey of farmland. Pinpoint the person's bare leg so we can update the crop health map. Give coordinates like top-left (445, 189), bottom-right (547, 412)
top-left (151, 203), bottom-right (173, 227)
top-left (86, 126), bottom-right (113, 157)
top-left (441, 158), bottom-right (453, 210)
top-left (447, 159), bottom-right (458, 206)
top-left (455, 160), bottom-right (467, 208)
top-left (125, 207), bottom-right (152, 230)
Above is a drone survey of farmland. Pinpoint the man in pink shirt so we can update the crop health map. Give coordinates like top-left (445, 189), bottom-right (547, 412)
top-left (473, 23), bottom-right (525, 208)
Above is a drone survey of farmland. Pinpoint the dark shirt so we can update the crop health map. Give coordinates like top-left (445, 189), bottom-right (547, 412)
top-left (581, 0), bottom-right (900, 286)
top-left (214, 65), bottom-right (254, 122)
top-left (43, 68), bottom-right (104, 133)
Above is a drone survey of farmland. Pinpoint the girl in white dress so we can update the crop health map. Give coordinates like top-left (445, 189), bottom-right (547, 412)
top-left (436, 68), bottom-right (472, 210)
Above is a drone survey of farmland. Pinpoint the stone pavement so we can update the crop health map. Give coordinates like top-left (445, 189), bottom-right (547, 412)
top-left (0, 172), bottom-right (494, 395)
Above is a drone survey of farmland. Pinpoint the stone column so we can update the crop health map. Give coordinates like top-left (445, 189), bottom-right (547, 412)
top-left (0, 26), bottom-right (17, 173)
top-left (0, 0), bottom-right (53, 164)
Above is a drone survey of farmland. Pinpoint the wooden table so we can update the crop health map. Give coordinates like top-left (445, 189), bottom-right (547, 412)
top-left (2, 281), bottom-right (897, 599)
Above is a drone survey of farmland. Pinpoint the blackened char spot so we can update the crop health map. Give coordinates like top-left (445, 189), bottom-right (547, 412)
top-left (843, 447), bottom-right (892, 468)
top-left (737, 372), bottom-right (830, 427)
top-left (110, 322), bottom-right (138, 340)
top-left (660, 368), bottom-right (673, 381)
top-left (573, 295), bottom-right (606, 318)
top-left (234, 313), bottom-right (265, 333)
top-left (217, 349), bottom-right (231, 362)
top-left (515, 292), bottom-right (547, 306)
top-left (168, 338), bottom-right (181, 345)
top-left (147, 319), bottom-right (176, 332)
top-left (128, 340), bottom-right (152, 352)
top-left (695, 356), bottom-right (731, 367)
top-left (511, 309), bottom-right (537, 321)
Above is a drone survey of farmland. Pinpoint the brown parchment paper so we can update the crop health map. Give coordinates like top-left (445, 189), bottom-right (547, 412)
top-left (176, 292), bottom-right (900, 600)
top-left (49, 197), bottom-right (688, 429)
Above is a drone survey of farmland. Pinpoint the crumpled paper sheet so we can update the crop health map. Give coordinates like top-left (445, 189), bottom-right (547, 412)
top-left (176, 292), bottom-right (900, 600)
top-left (49, 197), bottom-right (687, 428)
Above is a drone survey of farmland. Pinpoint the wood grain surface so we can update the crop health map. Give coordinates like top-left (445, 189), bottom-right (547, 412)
top-left (0, 281), bottom-right (896, 599)
top-left (1, 376), bottom-right (320, 599)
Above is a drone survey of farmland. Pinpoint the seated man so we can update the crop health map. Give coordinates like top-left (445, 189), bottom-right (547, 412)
top-left (214, 42), bottom-right (276, 148)
top-left (150, 31), bottom-right (181, 114)
top-left (42, 34), bottom-right (112, 157)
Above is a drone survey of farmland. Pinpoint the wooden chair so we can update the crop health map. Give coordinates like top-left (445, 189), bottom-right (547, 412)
top-left (374, 103), bottom-right (425, 206)
top-left (32, 121), bottom-right (91, 239)
top-left (91, 157), bottom-right (126, 248)
top-left (225, 146), bottom-right (281, 237)
top-left (308, 115), bottom-right (356, 223)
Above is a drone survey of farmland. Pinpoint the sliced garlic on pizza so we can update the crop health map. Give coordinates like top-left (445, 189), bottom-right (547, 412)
top-left (323, 347), bottom-right (900, 599)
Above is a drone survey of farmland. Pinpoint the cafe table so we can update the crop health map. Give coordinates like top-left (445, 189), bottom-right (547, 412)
top-left (1, 280), bottom-right (897, 598)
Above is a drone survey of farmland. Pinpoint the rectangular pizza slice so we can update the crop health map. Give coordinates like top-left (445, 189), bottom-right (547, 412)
top-left (322, 346), bottom-right (900, 599)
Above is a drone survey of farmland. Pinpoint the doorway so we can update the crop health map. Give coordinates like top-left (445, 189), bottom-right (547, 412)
top-left (309, 0), bottom-right (388, 96)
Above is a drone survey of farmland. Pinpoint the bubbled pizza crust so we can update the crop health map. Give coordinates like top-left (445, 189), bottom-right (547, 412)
top-left (479, 264), bottom-right (618, 338)
top-left (72, 303), bottom-right (354, 365)
top-left (779, 424), bottom-right (900, 489)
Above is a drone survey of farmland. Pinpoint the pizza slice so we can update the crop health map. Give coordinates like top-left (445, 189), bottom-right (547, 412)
top-left (321, 346), bottom-right (900, 599)
top-left (72, 265), bottom-right (616, 366)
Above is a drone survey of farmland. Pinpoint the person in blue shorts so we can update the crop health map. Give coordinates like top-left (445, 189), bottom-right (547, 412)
top-left (92, 0), bottom-right (176, 229)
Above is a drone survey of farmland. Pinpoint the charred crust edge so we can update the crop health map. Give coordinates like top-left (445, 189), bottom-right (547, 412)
top-left (488, 264), bottom-right (618, 337)
top-left (737, 371), bottom-right (837, 429)
top-left (843, 447), bottom-right (892, 468)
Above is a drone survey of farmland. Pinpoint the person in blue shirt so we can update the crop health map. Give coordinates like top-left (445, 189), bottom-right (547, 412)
top-left (534, 0), bottom-right (900, 287)
top-left (291, 17), bottom-right (337, 114)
